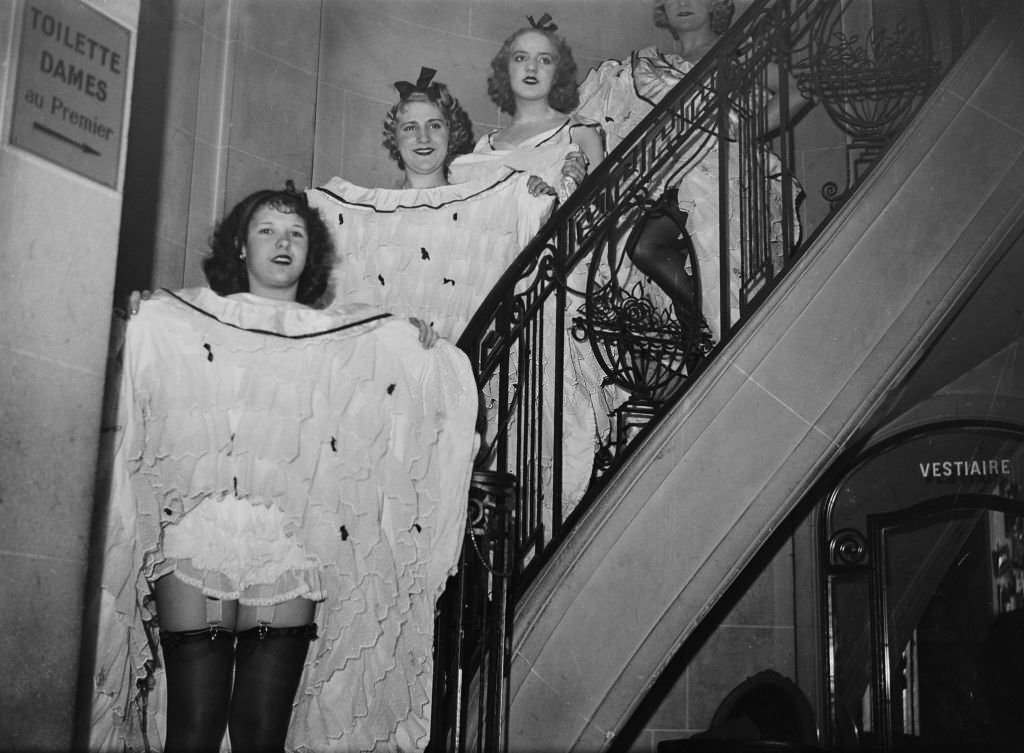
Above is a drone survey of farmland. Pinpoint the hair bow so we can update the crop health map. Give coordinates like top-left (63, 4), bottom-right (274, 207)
top-left (527, 13), bottom-right (557, 32)
top-left (394, 66), bottom-right (438, 99)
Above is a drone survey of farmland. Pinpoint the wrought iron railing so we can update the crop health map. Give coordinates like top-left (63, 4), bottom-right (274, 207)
top-left (462, 0), bottom-right (824, 586)
top-left (431, 1), bottom-right (1000, 750)
top-left (430, 471), bottom-right (515, 753)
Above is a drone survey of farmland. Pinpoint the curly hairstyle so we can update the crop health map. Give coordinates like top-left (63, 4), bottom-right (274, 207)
top-left (381, 82), bottom-right (475, 173)
top-left (487, 27), bottom-right (579, 116)
top-left (653, 0), bottom-right (735, 37)
top-left (203, 182), bottom-right (333, 306)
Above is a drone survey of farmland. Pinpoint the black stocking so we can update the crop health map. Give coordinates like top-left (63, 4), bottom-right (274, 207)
top-left (159, 627), bottom-right (234, 753)
top-left (625, 188), bottom-right (699, 327)
top-left (228, 624), bottom-right (318, 753)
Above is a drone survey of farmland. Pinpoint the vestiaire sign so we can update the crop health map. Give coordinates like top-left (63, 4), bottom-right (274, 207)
top-left (918, 457), bottom-right (1013, 480)
top-left (828, 428), bottom-right (1024, 541)
top-left (8, 0), bottom-right (130, 188)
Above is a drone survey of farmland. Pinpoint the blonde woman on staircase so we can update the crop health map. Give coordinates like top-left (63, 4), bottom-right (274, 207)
top-left (309, 60), bottom-right (609, 538)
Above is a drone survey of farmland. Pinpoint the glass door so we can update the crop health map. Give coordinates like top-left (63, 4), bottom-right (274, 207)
top-left (822, 425), bottom-right (1024, 750)
top-left (866, 497), bottom-right (1019, 750)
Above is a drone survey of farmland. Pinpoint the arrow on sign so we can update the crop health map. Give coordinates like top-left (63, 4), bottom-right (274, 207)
top-left (32, 122), bottom-right (100, 155)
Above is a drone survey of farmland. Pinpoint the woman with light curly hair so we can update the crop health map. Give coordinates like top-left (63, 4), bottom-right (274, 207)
top-left (310, 61), bottom-right (611, 530)
top-left (574, 0), bottom-right (803, 342)
top-left (308, 67), bottom-right (554, 339)
top-left (450, 14), bottom-right (604, 202)
top-left (379, 69), bottom-right (476, 186)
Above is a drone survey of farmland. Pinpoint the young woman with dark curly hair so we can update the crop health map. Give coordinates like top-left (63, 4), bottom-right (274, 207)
top-left (201, 181), bottom-right (334, 304)
top-left (90, 184), bottom-right (476, 752)
top-left (450, 14), bottom-right (603, 200)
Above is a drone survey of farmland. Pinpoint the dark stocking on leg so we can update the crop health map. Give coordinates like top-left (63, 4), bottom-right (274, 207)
top-left (228, 624), bottom-right (318, 753)
top-left (625, 188), bottom-right (699, 327)
top-left (159, 628), bottom-right (234, 753)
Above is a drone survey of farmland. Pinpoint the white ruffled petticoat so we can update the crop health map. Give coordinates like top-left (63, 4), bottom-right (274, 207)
top-left (157, 492), bottom-right (325, 605)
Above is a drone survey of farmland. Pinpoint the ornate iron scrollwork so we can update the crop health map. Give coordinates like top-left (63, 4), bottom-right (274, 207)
top-left (575, 196), bottom-right (708, 402)
top-left (800, 1), bottom-right (941, 205)
top-left (466, 470), bottom-right (516, 576)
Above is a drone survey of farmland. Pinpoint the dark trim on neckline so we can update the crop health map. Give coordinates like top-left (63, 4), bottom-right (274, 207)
top-left (312, 169), bottom-right (522, 213)
top-left (164, 289), bottom-right (392, 340)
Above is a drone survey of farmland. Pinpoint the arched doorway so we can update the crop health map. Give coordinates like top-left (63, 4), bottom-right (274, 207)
top-left (821, 423), bottom-right (1024, 751)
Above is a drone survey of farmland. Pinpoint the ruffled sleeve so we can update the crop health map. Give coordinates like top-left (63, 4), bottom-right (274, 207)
top-left (576, 46), bottom-right (693, 153)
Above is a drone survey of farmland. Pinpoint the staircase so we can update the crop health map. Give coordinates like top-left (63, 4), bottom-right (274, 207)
top-left (503, 7), bottom-right (1024, 751)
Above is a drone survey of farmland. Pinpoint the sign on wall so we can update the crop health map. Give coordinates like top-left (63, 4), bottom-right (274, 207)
top-left (9, 0), bottom-right (130, 188)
